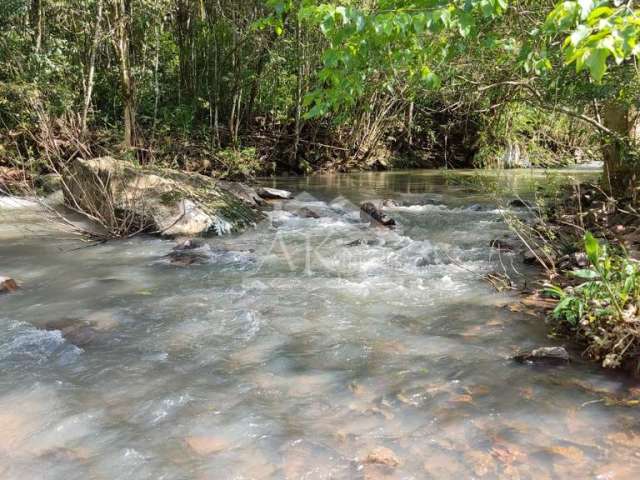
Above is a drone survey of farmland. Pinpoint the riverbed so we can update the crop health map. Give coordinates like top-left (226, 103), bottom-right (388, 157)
top-left (1, 168), bottom-right (639, 479)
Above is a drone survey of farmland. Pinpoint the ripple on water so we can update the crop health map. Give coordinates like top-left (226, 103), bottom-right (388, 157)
top-left (0, 320), bottom-right (83, 369)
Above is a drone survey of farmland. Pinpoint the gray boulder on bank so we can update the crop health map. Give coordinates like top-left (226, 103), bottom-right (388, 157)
top-left (62, 157), bottom-right (265, 237)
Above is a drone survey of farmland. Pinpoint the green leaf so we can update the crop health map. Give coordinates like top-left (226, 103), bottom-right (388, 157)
top-left (569, 24), bottom-right (591, 46)
top-left (458, 12), bottom-right (473, 37)
top-left (421, 67), bottom-right (441, 89)
top-left (584, 232), bottom-right (601, 265)
top-left (587, 6), bottom-right (614, 24)
top-left (578, 0), bottom-right (594, 20)
top-left (584, 47), bottom-right (609, 81)
top-left (571, 268), bottom-right (600, 279)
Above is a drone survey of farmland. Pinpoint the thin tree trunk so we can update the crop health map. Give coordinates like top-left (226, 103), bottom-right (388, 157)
top-left (602, 101), bottom-right (638, 196)
top-left (81, 0), bottom-right (103, 137)
top-left (407, 101), bottom-right (414, 145)
top-left (293, 7), bottom-right (303, 161)
top-left (152, 14), bottom-right (162, 140)
top-left (30, 0), bottom-right (43, 53)
top-left (112, 0), bottom-right (136, 148)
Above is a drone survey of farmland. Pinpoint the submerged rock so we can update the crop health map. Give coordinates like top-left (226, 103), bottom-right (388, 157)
top-left (466, 203), bottom-right (484, 211)
top-left (360, 202), bottom-right (396, 228)
top-left (62, 157), bottom-right (264, 237)
top-left (365, 447), bottom-right (400, 467)
top-left (166, 240), bottom-right (212, 266)
top-left (296, 206), bottom-right (320, 219)
top-left (415, 252), bottom-right (439, 267)
top-left (382, 199), bottom-right (401, 208)
top-left (345, 238), bottom-right (379, 247)
top-left (509, 199), bottom-right (533, 208)
top-left (164, 239), bottom-right (256, 267)
top-left (514, 346), bottom-right (570, 365)
top-left (257, 187), bottom-right (292, 200)
top-left (43, 318), bottom-right (98, 347)
top-left (0, 276), bottom-right (18, 294)
top-left (490, 238), bottom-right (517, 251)
top-left (185, 436), bottom-right (228, 456)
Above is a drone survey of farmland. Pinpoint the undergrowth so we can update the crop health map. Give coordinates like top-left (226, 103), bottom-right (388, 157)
top-left (545, 233), bottom-right (640, 369)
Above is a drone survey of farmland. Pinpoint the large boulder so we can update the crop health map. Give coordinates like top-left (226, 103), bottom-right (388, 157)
top-left (62, 157), bottom-right (265, 237)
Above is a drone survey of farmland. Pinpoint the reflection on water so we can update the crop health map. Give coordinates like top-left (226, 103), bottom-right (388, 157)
top-left (2, 168), bottom-right (639, 479)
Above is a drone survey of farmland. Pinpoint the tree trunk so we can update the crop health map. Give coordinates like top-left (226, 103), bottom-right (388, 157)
top-left (602, 101), bottom-right (639, 197)
top-left (293, 6), bottom-right (303, 162)
top-left (30, 0), bottom-right (43, 53)
top-left (111, 0), bottom-right (136, 148)
top-left (81, 0), bottom-right (103, 137)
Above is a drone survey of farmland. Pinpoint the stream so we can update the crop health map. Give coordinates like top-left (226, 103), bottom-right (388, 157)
top-left (1, 168), bottom-right (639, 479)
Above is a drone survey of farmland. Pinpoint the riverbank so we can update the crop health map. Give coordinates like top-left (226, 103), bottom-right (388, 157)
top-left (508, 182), bottom-right (640, 376)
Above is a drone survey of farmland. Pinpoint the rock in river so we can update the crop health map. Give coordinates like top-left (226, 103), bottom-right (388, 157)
top-left (509, 198), bottom-right (533, 208)
top-left (256, 187), bottom-right (292, 200)
top-left (62, 157), bottom-right (265, 237)
top-left (514, 346), bottom-right (570, 365)
top-left (360, 202), bottom-right (396, 228)
top-left (0, 276), bottom-right (18, 294)
top-left (296, 207), bottom-right (320, 219)
top-left (43, 318), bottom-right (99, 347)
top-left (489, 238), bottom-right (517, 251)
top-left (364, 447), bottom-right (401, 467)
top-left (165, 239), bottom-right (212, 266)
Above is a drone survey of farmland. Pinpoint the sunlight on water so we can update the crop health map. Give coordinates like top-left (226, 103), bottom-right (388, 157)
top-left (2, 168), bottom-right (639, 479)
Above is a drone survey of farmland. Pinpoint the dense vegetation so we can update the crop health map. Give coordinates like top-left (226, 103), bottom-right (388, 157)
top-left (2, 0), bottom-right (636, 181)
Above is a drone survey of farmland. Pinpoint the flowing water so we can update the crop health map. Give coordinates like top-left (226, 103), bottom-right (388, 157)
top-left (1, 168), bottom-right (639, 479)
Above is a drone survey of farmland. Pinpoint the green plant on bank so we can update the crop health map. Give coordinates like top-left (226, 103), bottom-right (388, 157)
top-left (473, 104), bottom-right (596, 169)
top-left (544, 232), bottom-right (640, 368)
top-left (215, 147), bottom-right (265, 180)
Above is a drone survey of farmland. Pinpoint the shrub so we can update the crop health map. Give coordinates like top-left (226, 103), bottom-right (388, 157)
top-left (545, 232), bottom-right (640, 368)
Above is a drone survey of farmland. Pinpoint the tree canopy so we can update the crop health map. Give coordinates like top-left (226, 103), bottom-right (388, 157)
top-left (0, 1), bottom-right (638, 188)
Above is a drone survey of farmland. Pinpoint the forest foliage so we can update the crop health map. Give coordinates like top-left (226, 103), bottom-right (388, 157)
top-left (0, 0), bottom-right (638, 182)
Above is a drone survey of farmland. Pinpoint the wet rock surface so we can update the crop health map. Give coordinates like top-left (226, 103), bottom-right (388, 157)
top-left (360, 202), bottom-right (396, 228)
top-left (217, 181), bottom-right (266, 208)
top-left (345, 238), bottom-right (380, 247)
top-left (509, 199), bottom-right (533, 208)
top-left (489, 238), bottom-right (517, 251)
top-left (514, 346), bottom-right (570, 365)
top-left (364, 447), bottom-right (401, 467)
top-left (0, 276), bottom-right (18, 294)
top-left (165, 241), bottom-right (213, 266)
top-left (43, 318), bottom-right (99, 347)
top-left (164, 238), bottom-right (257, 267)
top-left (184, 436), bottom-right (229, 456)
top-left (257, 187), bottom-right (293, 200)
top-left (295, 206), bottom-right (321, 218)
